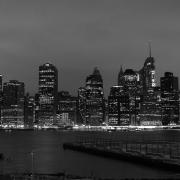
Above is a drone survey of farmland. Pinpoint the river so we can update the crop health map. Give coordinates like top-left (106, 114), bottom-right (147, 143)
top-left (0, 129), bottom-right (179, 179)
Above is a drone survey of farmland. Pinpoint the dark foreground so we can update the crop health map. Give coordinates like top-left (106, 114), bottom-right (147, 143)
top-left (0, 130), bottom-right (180, 179)
top-left (63, 142), bottom-right (180, 172)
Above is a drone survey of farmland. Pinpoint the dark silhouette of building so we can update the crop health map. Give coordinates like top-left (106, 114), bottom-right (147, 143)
top-left (24, 93), bottom-right (35, 128)
top-left (161, 72), bottom-right (179, 125)
top-left (1, 80), bottom-right (25, 127)
top-left (78, 67), bottom-right (105, 126)
top-left (57, 91), bottom-right (77, 126)
top-left (108, 86), bottom-right (121, 125)
top-left (118, 66), bottom-right (124, 87)
top-left (38, 63), bottom-right (58, 126)
top-left (0, 75), bottom-right (3, 123)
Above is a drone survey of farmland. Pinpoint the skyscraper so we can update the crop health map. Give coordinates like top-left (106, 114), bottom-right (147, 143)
top-left (78, 67), bottom-right (105, 125)
top-left (1, 80), bottom-right (25, 127)
top-left (24, 93), bottom-right (35, 128)
top-left (122, 69), bottom-right (141, 125)
top-left (139, 44), bottom-right (161, 125)
top-left (118, 66), bottom-right (124, 87)
top-left (38, 63), bottom-right (58, 126)
top-left (85, 67), bottom-right (105, 125)
top-left (108, 69), bottom-right (141, 126)
top-left (161, 72), bottom-right (179, 125)
top-left (108, 86), bottom-right (121, 125)
top-left (0, 75), bottom-right (2, 92)
top-left (77, 87), bottom-right (87, 124)
top-left (139, 43), bottom-right (156, 93)
top-left (0, 75), bottom-right (3, 123)
top-left (57, 91), bottom-right (77, 126)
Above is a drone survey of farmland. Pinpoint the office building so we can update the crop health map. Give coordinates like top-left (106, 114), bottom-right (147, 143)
top-left (161, 72), bottom-right (179, 125)
top-left (1, 80), bottom-right (25, 127)
top-left (57, 91), bottom-right (77, 126)
top-left (38, 63), bottom-right (58, 126)
top-left (78, 67), bottom-right (105, 125)
top-left (24, 93), bottom-right (35, 128)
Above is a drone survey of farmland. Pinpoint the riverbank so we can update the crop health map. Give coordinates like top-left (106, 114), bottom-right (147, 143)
top-left (1, 124), bottom-right (180, 132)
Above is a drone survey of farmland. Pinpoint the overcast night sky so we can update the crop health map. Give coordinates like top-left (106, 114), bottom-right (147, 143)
top-left (0, 0), bottom-right (180, 96)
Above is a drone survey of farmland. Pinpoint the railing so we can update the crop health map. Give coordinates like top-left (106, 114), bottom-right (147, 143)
top-left (73, 132), bottom-right (180, 161)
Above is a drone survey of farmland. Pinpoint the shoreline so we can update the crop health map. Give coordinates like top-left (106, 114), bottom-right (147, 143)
top-left (0, 125), bottom-right (180, 132)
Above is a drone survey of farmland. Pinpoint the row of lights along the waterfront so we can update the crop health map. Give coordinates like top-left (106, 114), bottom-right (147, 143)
top-left (0, 47), bottom-right (179, 129)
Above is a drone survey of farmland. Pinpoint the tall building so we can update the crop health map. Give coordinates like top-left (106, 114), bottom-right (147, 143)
top-left (0, 75), bottom-right (2, 92)
top-left (1, 80), bottom-right (25, 127)
top-left (57, 91), bottom-right (77, 126)
top-left (77, 87), bottom-right (87, 124)
top-left (108, 69), bottom-right (141, 126)
top-left (85, 67), bottom-right (105, 125)
top-left (34, 93), bottom-right (40, 124)
top-left (138, 44), bottom-right (161, 125)
top-left (108, 86), bottom-right (121, 125)
top-left (38, 63), bottom-right (58, 126)
top-left (161, 72), bottom-right (179, 125)
top-left (139, 43), bottom-right (156, 93)
top-left (0, 75), bottom-right (3, 123)
top-left (139, 87), bottom-right (162, 126)
top-left (24, 93), bottom-right (35, 128)
top-left (118, 66), bottom-right (124, 87)
top-left (122, 69), bottom-right (141, 125)
top-left (78, 67), bottom-right (105, 126)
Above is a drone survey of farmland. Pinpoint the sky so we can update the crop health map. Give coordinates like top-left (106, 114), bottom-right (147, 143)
top-left (0, 0), bottom-right (180, 96)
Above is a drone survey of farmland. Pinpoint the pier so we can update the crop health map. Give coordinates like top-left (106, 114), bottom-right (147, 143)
top-left (63, 132), bottom-right (180, 172)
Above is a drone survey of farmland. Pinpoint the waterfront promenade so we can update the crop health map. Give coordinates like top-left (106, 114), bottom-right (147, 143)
top-left (63, 131), bottom-right (180, 172)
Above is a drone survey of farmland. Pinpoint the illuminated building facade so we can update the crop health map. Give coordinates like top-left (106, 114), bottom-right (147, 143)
top-left (57, 91), bottom-right (77, 126)
top-left (0, 75), bottom-right (3, 123)
top-left (139, 44), bottom-right (156, 93)
top-left (34, 93), bottom-right (40, 124)
top-left (85, 67), bottom-right (105, 125)
top-left (77, 87), bottom-right (87, 124)
top-left (161, 72), bottom-right (179, 125)
top-left (1, 80), bottom-right (25, 127)
top-left (24, 94), bottom-right (35, 128)
top-left (108, 86), bottom-right (121, 125)
top-left (123, 69), bottom-right (141, 125)
top-left (78, 68), bottom-right (105, 125)
top-left (108, 69), bottom-right (141, 126)
top-left (38, 63), bottom-right (58, 126)
top-left (138, 46), bottom-right (161, 125)
top-left (139, 87), bottom-right (162, 126)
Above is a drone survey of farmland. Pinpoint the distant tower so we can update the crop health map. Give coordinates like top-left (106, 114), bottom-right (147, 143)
top-left (118, 65), bottom-right (124, 86)
top-left (0, 75), bottom-right (2, 92)
top-left (0, 75), bottom-right (2, 123)
top-left (139, 42), bottom-right (156, 93)
top-left (38, 63), bottom-right (58, 126)
top-left (85, 67), bottom-right (105, 125)
top-left (77, 67), bottom-right (105, 126)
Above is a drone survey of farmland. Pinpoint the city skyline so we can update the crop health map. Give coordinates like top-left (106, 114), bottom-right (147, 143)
top-left (0, 0), bottom-right (180, 96)
top-left (0, 57), bottom-right (179, 98)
